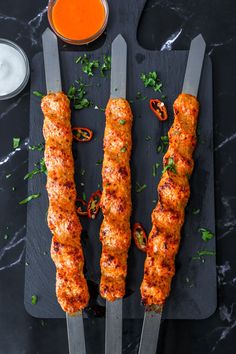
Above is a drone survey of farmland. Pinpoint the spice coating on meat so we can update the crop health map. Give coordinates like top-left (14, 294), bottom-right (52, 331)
top-left (41, 92), bottom-right (89, 313)
top-left (100, 98), bottom-right (133, 301)
top-left (141, 93), bottom-right (199, 306)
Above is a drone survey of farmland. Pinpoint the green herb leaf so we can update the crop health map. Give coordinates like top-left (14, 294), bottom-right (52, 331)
top-left (96, 159), bottom-right (103, 165)
top-left (29, 143), bottom-right (44, 151)
top-left (4, 234), bottom-right (8, 240)
top-left (199, 228), bottom-right (214, 242)
top-left (140, 71), bottom-right (163, 92)
top-left (136, 182), bottom-right (147, 193)
top-left (82, 192), bottom-right (86, 201)
top-left (24, 158), bottom-right (47, 180)
top-left (136, 91), bottom-right (147, 101)
top-left (192, 208), bottom-right (200, 215)
top-left (157, 135), bottom-right (168, 153)
top-left (101, 55), bottom-right (111, 77)
top-left (19, 193), bottom-right (40, 205)
top-left (75, 54), bottom-right (99, 77)
top-left (31, 295), bottom-right (38, 305)
top-left (162, 157), bottom-right (177, 174)
top-left (13, 137), bottom-right (20, 149)
top-left (197, 250), bottom-right (215, 257)
top-left (119, 119), bottom-right (126, 125)
top-left (120, 147), bottom-right (127, 153)
top-left (67, 80), bottom-right (92, 110)
top-left (33, 91), bottom-right (44, 98)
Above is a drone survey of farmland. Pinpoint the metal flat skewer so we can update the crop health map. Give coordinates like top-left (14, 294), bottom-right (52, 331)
top-left (105, 300), bottom-right (123, 354)
top-left (42, 28), bottom-right (87, 354)
top-left (105, 34), bottom-right (127, 354)
top-left (138, 310), bottom-right (162, 354)
top-left (66, 313), bottom-right (86, 354)
top-left (138, 34), bottom-right (206, 354)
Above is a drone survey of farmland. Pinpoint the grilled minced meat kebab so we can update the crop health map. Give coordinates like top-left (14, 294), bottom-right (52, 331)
top-left (141, 93), bottom-right (199, 306)
top-left (100, 98), bottom-right (133, 301)
top-left (41, 92), bottom-right (89, 313)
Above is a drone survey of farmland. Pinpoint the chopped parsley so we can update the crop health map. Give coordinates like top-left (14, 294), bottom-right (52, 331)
top-left (75, 54), bottom-right (99, 77)
top-left (199, 228), bottom-right (214, 242)
top-left (120, 147), bottom-right (127, 152)
top-left (29, 143), bottom-right (44, 151)
top-left (82, 192), bottom-right (86, 201)
top-left (67, 80), bottom-right (91, 110)
top-left (157, 135), bottom-right (169, 153)
top-left (136, 91), bottom-right (147, 101)
top-left (192, 208), bottom-right (200, 215)
top-left (162, 157), bottom-right (177, 174)
top-left (96, 159), bottom-right (103, 165)
top-left (192, 250), bottom-right (216, 260)
top-left (100, 55), bottom-right (111, 77)
top-left (140, 71), bottom-right (162, 92)
top-left (119, 119), bottom-right (126, 125)
top-left (136, 182), bottom-right (147, 193)
top-left (19, 193), bottom-right (41, 205)
top-left (152, 163), bottom-right (160, 177)
top-left (4, 234), bottom-right (8, 240)
top-left (31, 295), bottom-right (38, 305)
top-left (24, 158), bottom-right (47, 180)
top-left (33, 90), bottom-right (44, 98)
top-left (13, 137), bottom-right (20, 149)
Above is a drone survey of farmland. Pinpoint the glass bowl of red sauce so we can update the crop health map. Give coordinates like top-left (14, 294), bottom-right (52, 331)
top-left (47, 0), bottom-right (109, 45)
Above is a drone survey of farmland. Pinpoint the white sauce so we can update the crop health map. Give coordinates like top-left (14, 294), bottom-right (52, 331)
top-left (0, 43), bottom-right (26, 96)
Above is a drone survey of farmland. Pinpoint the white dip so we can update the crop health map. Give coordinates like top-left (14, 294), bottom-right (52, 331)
top-left (0, 43), bottom-right (26, 96)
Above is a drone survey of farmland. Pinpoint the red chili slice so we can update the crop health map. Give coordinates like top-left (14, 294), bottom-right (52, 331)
top-left (149, 99), bottom-right (168, 121)
top-left (76, 198), bottom-right (88, 216)
top-left (87, 190), bottom-right (102, 219)
top-left (133, 223), bottom-right (147, 252)
top-left (72, 127), bottom-right (93, 142)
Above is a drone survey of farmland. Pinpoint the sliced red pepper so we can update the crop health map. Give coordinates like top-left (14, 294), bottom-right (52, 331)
top-left (133, 223), bottom-right (147, 252)
top-left (72, 127), bottom-right (93, 142)
top-left (76, 198), bottom-right (88, 216)
top-left (149, 99), bottom-right (168, 121)
top-left (87, 190), bottom-right (102, 219)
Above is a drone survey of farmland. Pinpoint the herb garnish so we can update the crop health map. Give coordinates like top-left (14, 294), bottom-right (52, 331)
top-left (19, 193), bottom-right (41, 205)
top-left (140, 71), bottom-right (162, 92)
top-left (13, 137), bottom-right (20, 149)
top-left (31, 295), bottom-right (38, 305)
top-left (152, 163), bottom-right (160, 177)
top-left (145, 136), bottom-right (152, 141)
top-left (24, 158), bottom-right (47, 180)
top-left (75, 54), bottom-right (99, 77)
top-left (192, 250), bottom-right (216, 260)
top-left (120, 147), bottom-right (127, 153)
top-left (96, 159), bottom-right (103, 165)
top-left (33, 91), bottom-right (44, 98)
top-left (29, 143), bottom-right (44, 151)
top-left (136, 91), bottom-right (147, 101)
top-left (81, 169), bottom-right (86, 176)
top-left (192, 208), bottom-right (200, 215)
top-left (162, 157), bottom-right (177, 174)
top-left (136, 182), bottom-right (147, 193)
top-left (199, 228), bottom-right (214, 242)
top-left (157, 135), bottom-right (169, 153)
top-left (101, 55), bottom-right (111, 77)
top-left (119, 119), bottom-right (126, 125)
top-left (82, 192), bottom-right (86, 201)
top-left (67, 80), bottom-right (91, 110)
top-left (5, 174), bottom-right (11, 179)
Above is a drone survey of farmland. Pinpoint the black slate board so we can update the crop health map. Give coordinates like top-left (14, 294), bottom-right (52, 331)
top-left (24, 0), bottom-right (216, 319)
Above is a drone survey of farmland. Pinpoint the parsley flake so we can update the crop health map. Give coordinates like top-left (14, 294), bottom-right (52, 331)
top-left (13, 137), bottom-right (20, 149)
top-left (140, 71), bottom-right (163, 92)
top-left (162, 157), bottom-right (177, 174)
top-left (199, 228), bottom-right (214, 242)
top-left (19, 193), bottom-right (40, 205)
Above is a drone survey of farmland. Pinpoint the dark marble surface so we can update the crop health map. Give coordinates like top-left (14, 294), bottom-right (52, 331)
top-left (0, 0), bottom-right (236, 353)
